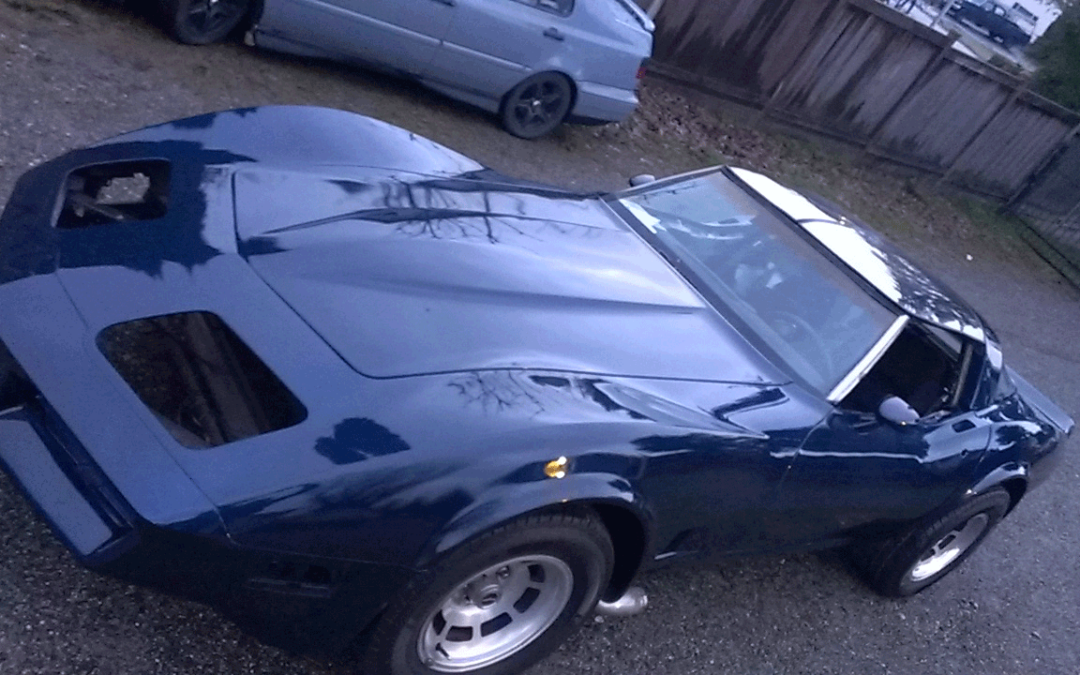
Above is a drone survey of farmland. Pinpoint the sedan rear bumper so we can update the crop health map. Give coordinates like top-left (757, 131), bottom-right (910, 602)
top-left (572, 81), bottom-right (639, 124)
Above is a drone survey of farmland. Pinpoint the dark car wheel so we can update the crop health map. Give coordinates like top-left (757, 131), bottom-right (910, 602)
top-left (852, 488), bottom-right (1011, 597)
top-left (162, 0), bottom-right (252, 45)
top-left (363, 511), bottom-right (613, 675)
top-left (500, 73), bottom-right (574, 140)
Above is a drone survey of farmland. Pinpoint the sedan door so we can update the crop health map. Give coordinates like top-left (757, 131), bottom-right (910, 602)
top-left (259, 0), bottom-right (454, 76)
top-left (425, 0), bottom-right (576, 97)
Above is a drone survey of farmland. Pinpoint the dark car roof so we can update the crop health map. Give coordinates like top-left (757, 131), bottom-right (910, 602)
top-left (0, 106), bottom-right (784, 386)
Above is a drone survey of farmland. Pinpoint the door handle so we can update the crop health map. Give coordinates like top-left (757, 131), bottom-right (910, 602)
top-left (543, 27), bottom-right (565, 41)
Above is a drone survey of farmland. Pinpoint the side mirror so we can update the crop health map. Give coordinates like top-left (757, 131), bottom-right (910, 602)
top-left (879, 395), bottom-right (919, 426)
top-left (629, 174), bottom-right (656, 187)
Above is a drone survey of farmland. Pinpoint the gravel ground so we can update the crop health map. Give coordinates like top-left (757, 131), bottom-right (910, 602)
top-left (1, 2), bottom-right (1078, 675)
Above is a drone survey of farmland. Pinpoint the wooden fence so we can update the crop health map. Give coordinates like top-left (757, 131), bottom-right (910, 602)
top-left (646, 0), bottom-right (1079, 200)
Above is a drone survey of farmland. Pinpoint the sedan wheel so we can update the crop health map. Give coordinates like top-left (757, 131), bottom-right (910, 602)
top-left (164, 0), bottom-right (252, 45)
top-left (500, 73), bottom-right (574, 140)
top-left (364, 511), bottom-right (613, 675)
top-left (851, 488), bottom-right (1011, 597)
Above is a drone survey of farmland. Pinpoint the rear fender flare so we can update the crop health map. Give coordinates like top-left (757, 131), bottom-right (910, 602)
top-left (415, 473), bottom-right (651, 576)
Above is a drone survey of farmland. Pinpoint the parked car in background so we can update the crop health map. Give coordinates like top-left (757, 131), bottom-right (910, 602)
top-left (948, 0), bottom-right (1031, 48)
top-left (0, 107), bottom-right (1071, 675)
top-left (156, 0), bottom-right (653, 138)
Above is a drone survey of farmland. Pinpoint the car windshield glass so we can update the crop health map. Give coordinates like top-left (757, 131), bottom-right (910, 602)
top-left (617, 171), bottom-right (897, 393)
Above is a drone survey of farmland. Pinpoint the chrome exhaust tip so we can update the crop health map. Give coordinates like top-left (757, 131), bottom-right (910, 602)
top-left (595, 586), bottom-right (648, 617)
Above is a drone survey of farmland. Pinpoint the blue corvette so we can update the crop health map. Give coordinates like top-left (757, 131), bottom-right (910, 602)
top-left (0, 107), bottom-right (1071, 675)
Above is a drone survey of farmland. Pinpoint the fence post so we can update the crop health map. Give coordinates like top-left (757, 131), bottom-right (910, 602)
top-left (1006, 118), bottom-right (1080, 210)
top-left (937, 80), bottom-right (1026, 187)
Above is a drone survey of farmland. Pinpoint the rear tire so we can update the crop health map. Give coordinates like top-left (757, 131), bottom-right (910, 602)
top-left (851, 488), bottom-right (1011, 597)
top-left (363, 511), bottom-right (612, 675)
top-left (500, 73), bottom-right (574, 140)
top-left (161, 0), bottom-right (252, 45)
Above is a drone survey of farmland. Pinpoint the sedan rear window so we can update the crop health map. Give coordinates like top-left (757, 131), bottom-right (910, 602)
top-left (519, 0), bottom-right (573, 16)
top-left (98, 312), bottom-right (306, 448)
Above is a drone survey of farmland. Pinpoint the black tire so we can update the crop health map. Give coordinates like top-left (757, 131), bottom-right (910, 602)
top-left (363, 511), bottom-right (613, 675)
top-left (500, 73), bottom-right (574, 140)
top-left (161, 0), bottom-right (252, 45)
top-left (851, 488), bottom-right (1011, 597)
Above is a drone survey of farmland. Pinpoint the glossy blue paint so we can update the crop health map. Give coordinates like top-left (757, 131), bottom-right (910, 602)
top-left (0, 107), bottom-right (1070, 658)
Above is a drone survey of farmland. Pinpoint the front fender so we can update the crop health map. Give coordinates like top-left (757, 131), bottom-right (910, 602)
top-left (967, 462), bottom-right (1027, 508)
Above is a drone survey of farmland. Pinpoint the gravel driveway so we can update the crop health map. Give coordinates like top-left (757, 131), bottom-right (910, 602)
top-left (1, 2), bottom-right (1078, 674)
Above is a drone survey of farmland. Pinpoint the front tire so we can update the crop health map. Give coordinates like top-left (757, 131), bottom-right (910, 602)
top-left (852, 488), bottom-right (1011, 597)
top-left (500, 73), bottom-right (574, 140)
top-left (363, 511), bottom-right (613, 675)
top-left (162, 0), bottom-right (252, 45)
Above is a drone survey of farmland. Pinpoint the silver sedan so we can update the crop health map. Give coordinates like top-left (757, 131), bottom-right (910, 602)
top-left (157, 0), bottom-right (653, 138)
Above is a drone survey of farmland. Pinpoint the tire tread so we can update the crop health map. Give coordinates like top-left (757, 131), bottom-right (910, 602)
top-left (851, 488), bottom-right (1011, 597)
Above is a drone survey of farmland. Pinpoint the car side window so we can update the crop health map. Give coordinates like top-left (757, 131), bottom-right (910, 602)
top-left (98, 312), bottom-right (307, 448)
top-left (840, 322), bottom-right (969, 419)
top-left (514, 0), bottom-right (574, 17)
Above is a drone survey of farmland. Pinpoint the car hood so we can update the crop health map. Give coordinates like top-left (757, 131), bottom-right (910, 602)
top-left (236, 166), bottom-right (778, 383)
top-left (0, 106), bottom-right (781, 387)
top-left (731, 168), bottom-right (988, 342)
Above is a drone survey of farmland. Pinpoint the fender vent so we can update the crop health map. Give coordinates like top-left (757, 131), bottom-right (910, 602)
top-left (245, 560), bottom-right (335, 598)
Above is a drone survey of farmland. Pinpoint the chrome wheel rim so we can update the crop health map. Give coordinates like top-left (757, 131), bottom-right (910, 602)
top-left (417, 555), bottom-right (573, 673)
top-left (907, 513), bottom-right (989, 583)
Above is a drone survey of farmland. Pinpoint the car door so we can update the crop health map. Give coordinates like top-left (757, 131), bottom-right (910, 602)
top-left (774, 405), bottom-right (994, 546)
top-left (425, 0), bottom-right (576, 97)
top-left (259, 0), bottom-right (454, 75)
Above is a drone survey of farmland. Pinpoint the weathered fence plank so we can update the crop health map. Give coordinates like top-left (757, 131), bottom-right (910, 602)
top-left (648, 0), bottom-right (1078, 201)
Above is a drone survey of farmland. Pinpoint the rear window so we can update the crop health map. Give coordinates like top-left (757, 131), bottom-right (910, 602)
top-left (98, 312), bottom-right (305, 448)
top-left (57, 160), bottom-right (170, 229)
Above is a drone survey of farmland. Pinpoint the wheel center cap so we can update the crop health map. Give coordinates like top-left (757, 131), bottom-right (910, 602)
top-left (464, 578), bottom-right (503, 609)
top-left (474, 583), bottom-right (501, 608)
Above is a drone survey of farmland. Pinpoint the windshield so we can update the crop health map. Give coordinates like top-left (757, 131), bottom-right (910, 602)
top-left (617, 171), bottom-right (897, 393)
